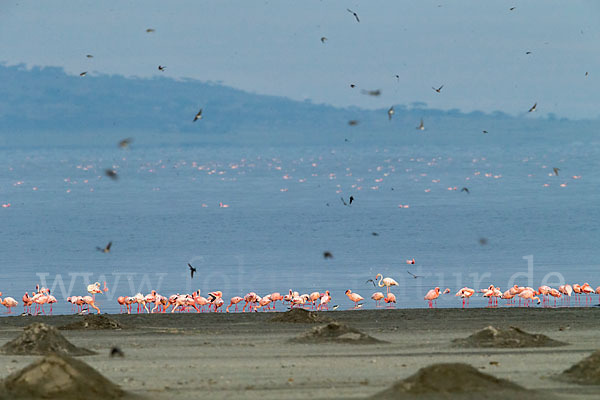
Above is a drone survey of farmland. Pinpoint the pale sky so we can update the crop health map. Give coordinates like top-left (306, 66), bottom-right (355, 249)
top-left (2, 0), bottom-right (599, 118)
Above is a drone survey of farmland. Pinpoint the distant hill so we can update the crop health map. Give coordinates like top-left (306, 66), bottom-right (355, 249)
top-left (0, 64), bottom-right (597, 147)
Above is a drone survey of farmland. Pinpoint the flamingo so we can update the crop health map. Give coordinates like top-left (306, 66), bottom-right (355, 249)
top-left (538, 286), bottom-right (551, 306)
top-left (424, 287), bottom-right (441, 308)
top-left (455, 287), bottom-right (475, 308)
top-left (518, 289), bottom-right (541, 307)
top-left (193, 291), bottom-right (210, 312)
top-left (581, 283), bottom-right (595, 305)
top-left (82, 295), bottom-right (100, 314)
top-left (345, 289), bottom-right (364, 309)
top-left (0, 297), bottom-right (18, 313)
top-left (375, 273), bottom-right (399, 294)
top-left (226, 296), bottom-right (243, 312)
top-left (371, 292), bottom-right (385, 307)
top-left (22, 292), bottom-right (33, 314)
top-left (117, 296), bottom-right (127, 313)
top-left (87, 282), bottom-right (103, 301)
top-left (46, 293), bottom-right (57, 314)
top-left (242, 292), bottom-right (259, 312)
top-left (309, 292), bottom-right (321, 309)
top-left (549, 288), bottom-right (562, 307)
top-left (384, 292), bottom-right (396, 307)
top-left (319, 291), bottom-right (331, 310)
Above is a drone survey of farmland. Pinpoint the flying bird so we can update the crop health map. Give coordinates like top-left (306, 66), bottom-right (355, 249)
top-left (350, 84), bottom-right (356, 88)
top-left (320, 36), bottom-right (327, 43)
top-left (482, 130), bottom-right (488, 134)
top-left (79, 72), bottom-right (87, 77)
top-left (417, 119), bottom-right (425, 130)
top-left (528, 103), bottom-right (537, 112)
top-left (105, 169), bottom-right (118, 180)
top-left (461, 187), bottom-right (470, 194)
top-left (340, 197), bottom-right (348, 206)
top-left (86, 54), bottom-right (94, 58)
top-left (432, 85), bottom-right (444, 93)
top-left (96, 242), bottom-right (112, 253)
top-left (193, 108), bottom-right (203, 122)
top-left (585, 72), bottom-right (589, 77)
top-left (348, 120), bottom-right (359, 126)
top-left (110, 347), bottom-right (124, 358)
top-left (119, 138), bottom-right (133, 148)
top-left (361, 89), bottom-right (381, 96)
top-left (146, 28), bottom-right (155, 33)
top-left (388, 106), bottom-right (395, 121)
top-left (509, 7), bottom-right (516, 10)
top-left (323, 251), bottom-right (334, 259)
top-left (346, 8), bottom-right (360, 22)
top-left (349, 195), bottom-right (354, 205)
top-left (479, 237), bottom-right (488, 245)
top-left (407, 271), bottom-right (422, 279)
top-left (371, 232), bottom-right (379, 236)
top-left (332, 305), bottom-right (339, 310)
top-left (395, 74), bottom-right (400, 81)
top-left (158, 65), bottom-right (166, 71)
top-left (553, 167), bottom-right (560, 176)
top-left (406, 258), bottom-right (415, 264)
top-left (188, 263), bottom-right (197, 279)
top-left (525, 51), bottom-right (532, 55)
top-left (366, 279), bottom-right (376, 287)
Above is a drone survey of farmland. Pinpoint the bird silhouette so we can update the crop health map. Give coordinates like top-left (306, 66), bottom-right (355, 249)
top-left (350, 84), bottom-right (356, 88)
top-left (105, 169), bottom-right (118, 180)
top-left (146, 28), bottom-right (155, 33)
top-left (340, 197), bottom-right (348, 206)
top-left (432, 85), bottom-right (444, 93)
top-left (348, 120), bottom-right (359, 126)
top-left (371, 232), bottom-right (379, 236)
top-left (332, 305), bottom-right (339, 310)
top-left (347, 8), bottom-right (360, 22)
top-left (96, 242), bottom-right (112, 253)
top-left (188, 263), bottom-right (197, 279)
top-left (461, 187), bottom-right (470, 194)
top-left (482, 130), bottom-right (488, 134)
top-left (479, 237), bottom-right (488, 245)
top-left (366, 279), bottom-right (376, 287)
top-left (320, 37), bottom-right (327, 43)
top-left (509, 7), bottom-right (516, 10)
top-left (119, 138), bottom-right (133, 149)
top-left (323, 251), bottom-right (334, 259)
top-left (525, 51), bottom-right (532, 55)
top-left (193, 108), bottom-right (203, 122)
top-left (417, 119), bottom-right (425, 130)
top-left (407, 271), bottom-right (423, 279)
top-left (553, 167), bottom-right (560, 176)
top-left (86, 54), bottom-right (94, 58)
top-left (158, 65), bottom-right (166, 71)
top-left (388, 106), bottom-right (395, 120)
top-left (79, 72), bottom-right (87, 77)
top-left (528, 102), bottom-right (537, 112)
top-left (349, 196), bottom-right (354, 205)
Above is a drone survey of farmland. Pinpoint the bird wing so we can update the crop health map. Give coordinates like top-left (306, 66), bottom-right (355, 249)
top-left (340, 197), bottom-right (347, 206)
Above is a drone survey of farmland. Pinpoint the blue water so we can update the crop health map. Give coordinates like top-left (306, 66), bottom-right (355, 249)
top-left (0, 142), bottom-right (598, 314)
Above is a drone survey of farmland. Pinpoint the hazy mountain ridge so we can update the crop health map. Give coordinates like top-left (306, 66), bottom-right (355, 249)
top-left (0, 64), bottom-right (597, 147)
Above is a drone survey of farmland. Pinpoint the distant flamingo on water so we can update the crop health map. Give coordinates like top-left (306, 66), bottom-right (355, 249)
top-left (226, 296), bottom-right (243, 312)
top-left (375, 273), bottom-right (399, 294)
top-left (455, 287), bottom-right (475, 308)
top-left (384, 292), bottom-right (396, 308)
top-left (0, 296), bottom-right (18, 313)
top-left (424, 287), bottom-right (448, 308)
top-left (345, 290), bottom-right (364, 309)
top-left (371, 292), bottom-right (385, 307)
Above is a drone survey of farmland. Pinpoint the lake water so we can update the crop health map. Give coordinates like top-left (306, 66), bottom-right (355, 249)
top-left (0, 141), bottom-right (598, 314)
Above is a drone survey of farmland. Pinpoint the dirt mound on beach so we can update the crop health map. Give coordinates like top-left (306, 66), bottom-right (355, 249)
top-left (270, 308), bottom-right (331, 323)
top-left (559, 350), bottom-right (600, 385)
top-left (291, 322), bottom-right (384, 344)
top-left (370, 363), bottom-right (551, 399)
top-left (60, 314), bottom-right (123, 330)
top-left (0, 353), bottom-right (127, 400)
top-left (0, 322), bottom-right (96, 356)
top-left (452, 325), bottom-right (567, 348)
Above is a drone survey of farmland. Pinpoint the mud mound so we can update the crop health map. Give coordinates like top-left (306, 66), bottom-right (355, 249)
top-left (0, 323), bottom-right (95, 356)
top-left (559, 350), bottom-right (600, 385)
top-left (0, 353), bottom-right (126, 400)
top-left (270, 308), bottom-right (331, 323)
top-left (291, 322), bottom-right (384, 344)
top-left (60, 314), bottom-right (123, 330)
top-left (452, 325), bottom-right (567, 348)
top-left (371, 363), bottom-right (550, 399)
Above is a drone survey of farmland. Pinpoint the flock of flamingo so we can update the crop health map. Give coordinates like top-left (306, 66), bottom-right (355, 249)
top-left (0, 275), bottom-right (598, 316)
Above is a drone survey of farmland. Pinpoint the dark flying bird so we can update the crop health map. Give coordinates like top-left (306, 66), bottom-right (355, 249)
top-left (323, 251), bottom-right (334, 259)
top-left (332, 305), bottom-right (339, 310)
top-left (96, 242), bottom-right (112, 253)
top-left (461, 187), bottom-right (470, 194)
top-left (105, 169), bottom-right (118, 180)
top-left (525, 51), bottom-right (532, 55)
top-left (585, 71), bottom-right (589, 77)
top-left (395, 74), bottom-right (400, 81)
top-left (432, 85), bottom-right (444, 93)
top-left (407, 271), bottom-right (423, 279)
top-left (86, 54), bottom-right (94, 58)
top-left (371, 232), bottom-right (379, 236)
top-left (366, 279), bottom-right (376, 287)
top-left (509, 7), bottom-right (516, 10)
top-left (388, 106), bottom-right (395, 121)
top-left (340, 197), bottom-right (348, 206)
top-left (188, 263), bottom-right (197, 279)
top-left (482, 130), bottom-right (488, 134)
top-left (79, 71), bottom-right (87, 77)
top-left (528, 102), bottom-right (537, 112)
top-left (349, 196), bottom-right (354, 205)
top-left (479, 237), bottom-right (488, 245)
top-left (361, 89), bottom-right (381, 96)
top-left (110, 347), bottom-right (124, 358)
top-left (119, 138), bottom-right (133, 148)
top-left (417, 119), bottom-right (425, 130)
top-left (350, 84), bottom-right (356, 88)
top-left (320, 36), bottom-right (327, 43)
top-left (346, 8), bottom-right (360, 22)
top-left (193, 108), bottom-right (203, 122)
top-left (553, 167), bottom-right (560, 176)
top-left (146, 28), bottom-right (155, 33)
top-left (158, 65), bottom-right (166, 71)
top-left (348, 120), bottom-right (359, 126)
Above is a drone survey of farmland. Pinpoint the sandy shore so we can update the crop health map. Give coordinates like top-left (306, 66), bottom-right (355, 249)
top-left (0, 307), bottom-right (598, 399)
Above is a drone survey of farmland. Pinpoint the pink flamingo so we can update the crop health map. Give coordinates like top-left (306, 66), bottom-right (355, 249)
top-left (226, 296), bottom-right (243, 312)
top-left (22, 292), bottom-right (33, 314)
top-left (518, 289), bottom-right (541, 307)
top-left (424, 287), bottom-right (442, 308)
top-left (309, 292), bottom-right (321, 309)
top-left (345, 289), bottom-right (364, 309)
top-left (117, 296), bottom-right (127, 313)
top-left (371, 292), bottom-right (385, 307)
top-left (375, 273), bottom-right (399, 294)
top-left (0, 297), bottom-right (18, 313)
top-left (270, 292), bottom-right (284, 310)
top-left (549, 288), bottom-right (562, 307)
top-left (538, 285), bottom-right (551, 306)
top-left (581, 283), bottom-right (595, 305)
top-left (384, 292), bottom-right (396, 307)
top-left (242, 292), bottom-right (259, 312)
top-left (82, 295), bottom-right (101, 314)
top-left (193, 291), bottom-right (210, 312)
top-left (501, 289), bottom-right (516, 305)
top-left (319, 291), bottom-right (331, 310)
top-left (455, 287), bottom-right (475, 308)
top-left (46, 293), bottom-right (57, 314)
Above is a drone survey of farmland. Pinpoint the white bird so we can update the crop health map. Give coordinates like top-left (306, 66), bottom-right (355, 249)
top-left (375, 273), bottom-right (399, 294)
